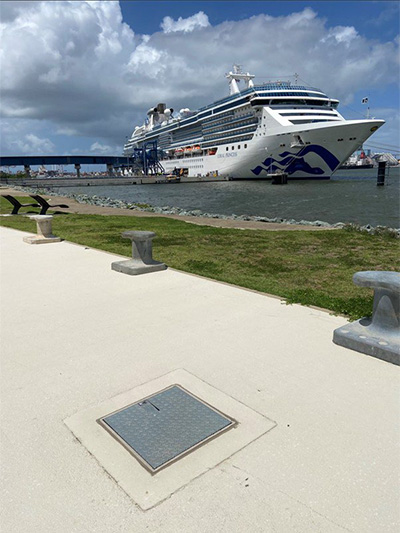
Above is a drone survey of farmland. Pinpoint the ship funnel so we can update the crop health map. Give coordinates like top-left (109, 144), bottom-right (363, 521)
top-left (157, 103), bottom-right (166, 113)
top-left (226, 65), bottom-right (255, 95)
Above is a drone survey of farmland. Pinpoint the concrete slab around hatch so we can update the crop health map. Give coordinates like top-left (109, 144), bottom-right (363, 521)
top-left (64, 368), bottom-right (276, 510)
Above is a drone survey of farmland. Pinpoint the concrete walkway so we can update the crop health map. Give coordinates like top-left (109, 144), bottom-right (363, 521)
top-left (1, 226), bottom-right (399, 532)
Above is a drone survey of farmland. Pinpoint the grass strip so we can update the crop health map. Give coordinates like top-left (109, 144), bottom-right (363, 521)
top-left (1, 197), bottom-right (399, 320)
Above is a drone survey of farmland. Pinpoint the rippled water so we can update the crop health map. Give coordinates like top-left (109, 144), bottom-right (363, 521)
top-left (55, 167), bottom-right (400, 227)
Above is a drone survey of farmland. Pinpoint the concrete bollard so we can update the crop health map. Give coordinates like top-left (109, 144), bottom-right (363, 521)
top-left (111, 231), bottom-right (167, 275)
top-left (333, 271), bottom-right (400, 365)
top-left (23, 215), bottom-right (61, 244)
top-left (74, 163), bottom-right (81, 178)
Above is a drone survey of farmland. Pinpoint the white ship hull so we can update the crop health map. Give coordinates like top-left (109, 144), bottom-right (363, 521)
top-left (161, 119), bottom-right (383, 179)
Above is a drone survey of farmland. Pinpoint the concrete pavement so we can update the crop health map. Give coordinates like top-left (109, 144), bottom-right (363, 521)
top-left (1, 226), bottom-right (399, 532)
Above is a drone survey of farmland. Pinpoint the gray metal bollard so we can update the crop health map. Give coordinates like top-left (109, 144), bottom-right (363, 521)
top-left (111, 231), bottom-right (167, 276)
top-left (23, 215), bottom-right (61, 244)
top-left (333, 271), bottom-right (400, 365)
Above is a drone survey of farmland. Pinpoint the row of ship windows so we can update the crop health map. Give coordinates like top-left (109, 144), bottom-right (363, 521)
top-left (203, 114), bottom-right (255, 131)
top-left (256, 91), bottom-right (325, 98)
top-left (279, 112), bottom-right (338, 117)
top-left (252, 99), bottom-right (335, 107)
top-left (226, 144), bottom-right (248, 150)
top-left (203, 117), bottom-right (233, 129)
top-left (202, 134), bottom-right (254, 148)
top-left (174, 127), bottom-right (202, 137)
top-left (289, 119), bottom-right (341, 124)
top-left (202, 110), bottom-right (235, 124)
top-left (205, 125), bottom-right (257, 141)
top-left (204, 121), bottom-right (257, 137)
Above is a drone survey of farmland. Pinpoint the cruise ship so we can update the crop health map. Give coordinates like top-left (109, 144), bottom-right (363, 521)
top-left (123, 66), bottom-right (384, 179)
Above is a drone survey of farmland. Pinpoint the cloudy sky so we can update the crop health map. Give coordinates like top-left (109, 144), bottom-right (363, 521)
top-left (0, 1), bottom-right (399, 157)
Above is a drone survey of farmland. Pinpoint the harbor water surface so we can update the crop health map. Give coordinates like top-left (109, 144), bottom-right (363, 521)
top-left (55, 167), bottom-right (400, 228)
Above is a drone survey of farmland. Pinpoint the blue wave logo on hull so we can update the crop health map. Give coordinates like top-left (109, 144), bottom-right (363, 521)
top-left (251, 145), bottom-right (340, 176)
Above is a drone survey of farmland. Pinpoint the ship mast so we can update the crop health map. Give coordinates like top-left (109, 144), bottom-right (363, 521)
top-left (226, 65), bottom-right (255, 95)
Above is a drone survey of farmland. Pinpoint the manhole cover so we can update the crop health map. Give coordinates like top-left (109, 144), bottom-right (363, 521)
top-left (98, 385), bottom-right (236, 473)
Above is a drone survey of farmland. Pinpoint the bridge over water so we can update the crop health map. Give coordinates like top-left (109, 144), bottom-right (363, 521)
top-left (0, 142), bottom-right (163, 177)
top-left (0, 155), bottom-right (134, 177)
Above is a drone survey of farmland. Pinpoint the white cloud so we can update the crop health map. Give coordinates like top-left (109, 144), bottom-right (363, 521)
top-left (161, 11), bottom-right (210, 33)
top-left (0, 3), bottom-right (398, 154)
top-left (332, 26), bottom-right (358, 44)
top-left (283, 7), bottom-right (317, 28)
top-left (321, 26), bottom-right (358, 45)
top-left (56, 127), bottom-right (78, 136)
top-left (127, 39), bottom-right (166, 77)
top-left (11, 133), bottom-right (55, 155)
top-left (90, 141), bottom-right (116, 154)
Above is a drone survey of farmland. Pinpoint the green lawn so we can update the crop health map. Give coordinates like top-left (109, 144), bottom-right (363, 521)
top-left (1, 195), bottom-right (399, 319)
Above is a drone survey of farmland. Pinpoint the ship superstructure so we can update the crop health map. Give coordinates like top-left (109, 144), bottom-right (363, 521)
top-left (124, 65), bottom-right (384, 179)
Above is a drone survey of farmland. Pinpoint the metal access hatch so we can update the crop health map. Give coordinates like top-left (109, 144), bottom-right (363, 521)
top-left (98, 384), bottom-right (236, 473)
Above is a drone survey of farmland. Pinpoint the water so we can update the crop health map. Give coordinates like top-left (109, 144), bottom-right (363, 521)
top-left (55, 167), bottom-right (400, 228)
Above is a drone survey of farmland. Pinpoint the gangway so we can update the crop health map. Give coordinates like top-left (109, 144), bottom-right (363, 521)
top-left (123, 141), bottom-right (164, 175)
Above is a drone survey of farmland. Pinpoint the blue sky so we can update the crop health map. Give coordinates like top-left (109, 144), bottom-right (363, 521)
top-left (122, 1), bottom-right (399, 41)
top-left (0, 1), bottom-right (398, 158)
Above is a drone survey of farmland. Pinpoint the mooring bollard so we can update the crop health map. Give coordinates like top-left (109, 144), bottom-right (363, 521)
top-left (270, 172), bottom-right (288, 185)
top-left (377, 161), bottom-right (386, 186)
top-left (111, 230), bottom-right (167, 275)
top-left (333, 271), bottom-right (400, 365)
top-left (23, 215), bottom-right (61, 244)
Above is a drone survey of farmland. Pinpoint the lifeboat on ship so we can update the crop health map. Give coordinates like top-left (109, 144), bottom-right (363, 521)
top-left (175, 148), bottom-right (184, 157)
top-left (192, 145), bottom-right (202, 154)
top-left (184, 146), bottom-right (193, 155)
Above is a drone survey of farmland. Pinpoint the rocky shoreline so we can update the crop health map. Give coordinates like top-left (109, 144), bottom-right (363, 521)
top-left (8, 185), bottom-right (400, 237)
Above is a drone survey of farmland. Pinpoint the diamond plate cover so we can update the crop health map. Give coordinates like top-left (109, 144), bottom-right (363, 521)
top-left (99, 385), bottom-right (235, 472)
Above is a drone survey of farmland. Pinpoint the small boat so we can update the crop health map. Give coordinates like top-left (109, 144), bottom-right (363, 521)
top-left (175, 148), bottom-right (184, 157)
top-left (192, 145), bottom-right (202, 154)
top-left (166, 174), bottom-right (181, 183)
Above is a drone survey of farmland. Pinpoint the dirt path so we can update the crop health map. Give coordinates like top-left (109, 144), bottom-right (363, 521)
top-left (0, 186), bottom-right (334, 231)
